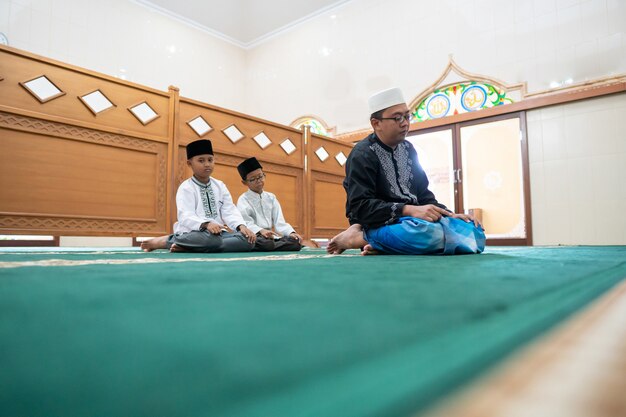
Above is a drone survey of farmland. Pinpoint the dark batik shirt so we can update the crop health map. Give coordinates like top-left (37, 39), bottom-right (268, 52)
top-left (343, 133), bottom-right (449, 229)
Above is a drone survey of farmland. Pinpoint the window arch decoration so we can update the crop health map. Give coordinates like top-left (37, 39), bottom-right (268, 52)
top-left (409, 56), bottom-right (527, 123)
top-left (290, 115), bottom-right (335, 137)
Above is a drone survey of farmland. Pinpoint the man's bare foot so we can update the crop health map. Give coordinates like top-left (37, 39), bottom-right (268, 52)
top-left (327, 224), bottom-right (367, 255)
top-left (140, 235), bottom-right (168, 252)
top-left (360, 244), bottom-right (380, 256)
top-left (169, 243), bottom-right (187, 253)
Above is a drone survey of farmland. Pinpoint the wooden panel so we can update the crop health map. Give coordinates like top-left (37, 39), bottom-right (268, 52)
top-left (217, 163), bottom-right (248, 203)
top-left (0, 118), bottom-right (168, 235)
top-left (264, 172), bottom-right (299, 231)
top-left (307, 134), bottom-right (352, 237)
top-left (0, 132), bottom-right (156, 218)
top-left (310, 133), bottom-right (353, 176)
top-left (0, 46), bottom-right (171, 141)
top-left (0, 46), bottom-right (340, 240)
top-left (311, 173), bottom-right (349, 237)
top-left (179, 99), bottom-right (304, 168)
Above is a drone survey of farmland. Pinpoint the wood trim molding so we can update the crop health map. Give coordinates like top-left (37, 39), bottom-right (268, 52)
top-left (311, 171), bottom-right (345, 184)
top-left (0, 111), bottom-right (161, 153)
top-left (0, 104), bottom-right (170, 143)
top-left (167, 85), bottom-right (180, 234)
top-left (0, 214), bottom-right (162, 235)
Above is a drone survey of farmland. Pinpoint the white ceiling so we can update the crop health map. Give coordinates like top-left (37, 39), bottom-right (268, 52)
top-left (133, 0), bottom-right (352, 48)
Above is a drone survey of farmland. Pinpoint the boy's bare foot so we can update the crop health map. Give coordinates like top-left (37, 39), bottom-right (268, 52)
top-left (140, 235), bottom-right (168, 252)
top-left (327, 224), bottom-right (367, 255)
top-left (169, 243), bottom-right (187, 253)
top-left (360, 244), bottom-right (380, 256)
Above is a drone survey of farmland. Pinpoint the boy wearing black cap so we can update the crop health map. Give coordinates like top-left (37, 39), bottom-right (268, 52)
top-left (141, 139), bottom-right (256, 252)
top-left (236, 157), bottom-right (302, 252)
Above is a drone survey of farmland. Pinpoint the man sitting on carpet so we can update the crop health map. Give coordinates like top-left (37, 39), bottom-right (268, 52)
top-left (236, 157), bottom-right (302, 252)
top-left (141, 139), bottom-right (256, 253)
top-left (327, 87), bottom-right (486, 256)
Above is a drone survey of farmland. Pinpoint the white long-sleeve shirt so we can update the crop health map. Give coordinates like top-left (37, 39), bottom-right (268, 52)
top-left (236, 189), bottom-right (295, 236)
top-left (173, 176), bottom-right (246, 233)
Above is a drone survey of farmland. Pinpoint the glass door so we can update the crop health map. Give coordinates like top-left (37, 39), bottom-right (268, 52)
top-left (405, 127), bottom-right (456, 212)
top-left (407, 112), bottom-right (531, 245)
top-left (459, 115), bottom-right (529, 241)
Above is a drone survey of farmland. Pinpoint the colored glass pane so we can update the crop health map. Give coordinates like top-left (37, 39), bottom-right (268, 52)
top-left (295, 118), bottom-right (329, 136)
top-left (412, 82), bottom-right (514, 123)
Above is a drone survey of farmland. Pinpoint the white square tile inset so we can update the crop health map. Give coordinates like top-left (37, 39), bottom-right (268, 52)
top-left (80, 90), bottom-right (115, 115)
top-left (223, 125), bottom-right (244, 143)
top-left (280, 139), bottom-right (297, 155)
top-left (129, 102), bottom-right (159, 125)
top-left (315, 146), bottom-right (329, 162)
top-left (188, 116), bottom-right (212, 137)
top-left (253, 132), bottom-right (272, 149)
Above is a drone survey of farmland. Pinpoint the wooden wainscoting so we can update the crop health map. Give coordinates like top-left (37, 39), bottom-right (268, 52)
top-left (0, 45), bottom-right (350, 240)
top-left (307, 132), bottom-right (351, 238)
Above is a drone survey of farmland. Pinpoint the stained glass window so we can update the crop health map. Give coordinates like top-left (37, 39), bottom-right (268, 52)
top-left (293, 117), bottom-right (329, 136)
top-left (411, 82), bottom-right (514, 123)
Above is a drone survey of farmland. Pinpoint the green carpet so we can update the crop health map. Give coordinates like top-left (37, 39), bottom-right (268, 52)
top-left (1, 246), bottom-right (625, 417)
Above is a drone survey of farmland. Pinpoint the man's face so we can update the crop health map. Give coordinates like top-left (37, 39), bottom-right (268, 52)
top-left (187, 154), bottom-right (214, 181)
top-left (371, 103), bottom-right (411, 146)
top-left (243, 168), bottom-right (265, 193)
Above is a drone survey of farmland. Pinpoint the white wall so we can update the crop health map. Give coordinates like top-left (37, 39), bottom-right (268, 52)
top-left (528, 92), bottom-right (626, 245)
top-left (0, 0), bottom-right (246, 110)
top-left (2, 0), bottom-right (624, 130)
top-left (244, 0), bottom-right (626, 132)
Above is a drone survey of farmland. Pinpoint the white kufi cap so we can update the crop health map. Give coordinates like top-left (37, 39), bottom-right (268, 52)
top-left (368, 87), bottom-right (406, 114)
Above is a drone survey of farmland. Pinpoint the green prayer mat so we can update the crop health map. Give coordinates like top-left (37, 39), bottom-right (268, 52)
top-left (1, 246), bottom-right (625, 417)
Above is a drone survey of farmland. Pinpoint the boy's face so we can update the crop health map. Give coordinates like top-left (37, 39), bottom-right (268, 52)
top-left (243, 168), bottom-right (265, 193)
top-left (187, 153), bottom-right (214, 181)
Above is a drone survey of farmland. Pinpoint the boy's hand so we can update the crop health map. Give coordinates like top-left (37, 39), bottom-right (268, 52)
top-left (239, 226), bottom-right (256, 244)
top-left (259, 229), bottom-right (280, 239)
top-left (204, 222), bottom-right (222, 235)
top-left (289, 232), bottom-right (303, 242)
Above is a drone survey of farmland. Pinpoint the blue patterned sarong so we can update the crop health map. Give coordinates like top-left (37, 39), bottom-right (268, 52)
top-left (364, 216), bottom-right (485, 255)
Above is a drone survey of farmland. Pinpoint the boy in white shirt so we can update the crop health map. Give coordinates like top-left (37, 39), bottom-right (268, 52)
top-left (141, 139), bottom-right (256, 252)
top-left (236, 157), bottom-right (302, 252)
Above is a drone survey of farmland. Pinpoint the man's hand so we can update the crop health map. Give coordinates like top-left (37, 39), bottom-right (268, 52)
top-left (449, 213), bottom-right (483, 229)
top-left (402, 204), bottom-right (450, 222)
top-left (239, 225), bottom-right (257, 244)
top-left (259, 229), bottom-right (280, 239)
top-left (289, 232), bottom-right (303, 242)
top-left (203, 222), bottom-right (223, 235)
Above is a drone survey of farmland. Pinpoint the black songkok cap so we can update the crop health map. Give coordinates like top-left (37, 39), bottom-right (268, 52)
top-left (186, 139), bottom-right (213, 159)
top-left (237, 157), bottom-right (263, 180)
